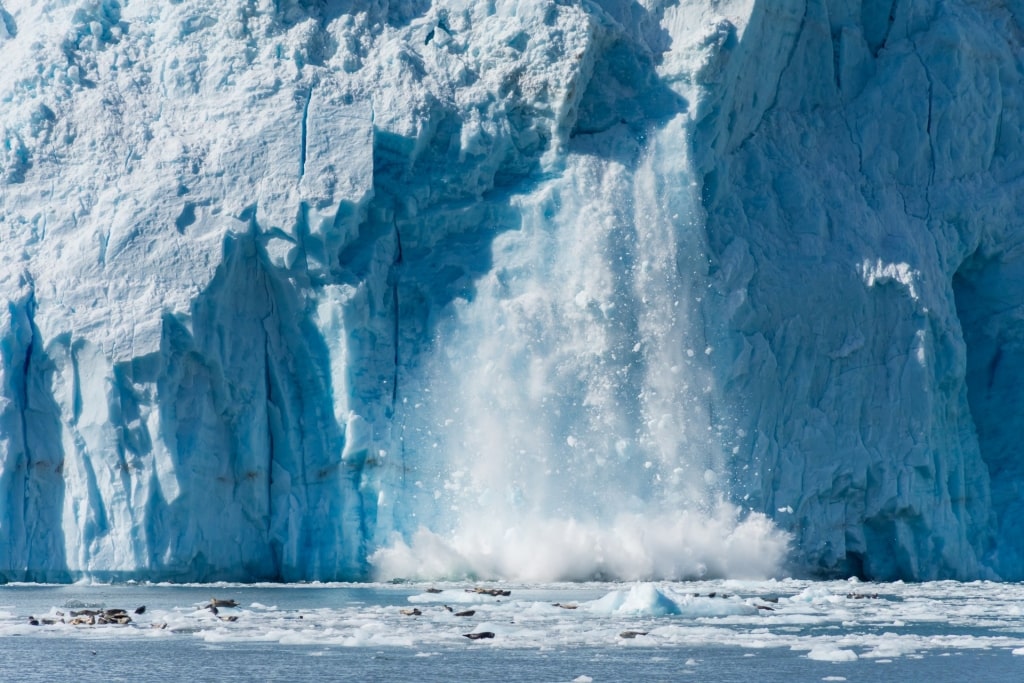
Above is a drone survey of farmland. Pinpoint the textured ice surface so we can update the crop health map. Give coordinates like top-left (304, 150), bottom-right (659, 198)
top-left (1, 0), bottom-right (1023, 582)
top-left (695, 0), bottom-right (1024, 580)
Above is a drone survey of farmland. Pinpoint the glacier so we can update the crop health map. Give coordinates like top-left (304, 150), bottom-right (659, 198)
top-left (0, 0), bottom-right (1022, 582)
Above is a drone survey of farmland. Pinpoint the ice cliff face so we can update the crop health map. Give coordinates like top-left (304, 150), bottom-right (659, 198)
top-left (0, 0), bottom-right (1021, 582)
top-left (696, 0), bottom-right (1024, 580)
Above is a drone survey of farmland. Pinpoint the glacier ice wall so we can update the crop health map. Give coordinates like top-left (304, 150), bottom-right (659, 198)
top-left (694, 0), bottom-right (1024, 579)
top-left (0, 0), bottom-right (1022, 582)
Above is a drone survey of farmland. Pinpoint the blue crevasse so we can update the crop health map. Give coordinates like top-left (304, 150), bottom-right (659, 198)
top-left (0, 0), bottom-right (1021, 582)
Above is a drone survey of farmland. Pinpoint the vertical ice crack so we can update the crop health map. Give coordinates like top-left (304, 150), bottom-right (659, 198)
top-left (735, 2), bottom-right (808, 152)
top-left (299, 88), bottom-right (312, 179)
top-left (262, 325), bottom-right (281, 579)
top-left (390, 216), bottom-right (402, 444)
top-left (909, 36), bottom-right (936, 187)
top-left (385, 209), bottom-right (407, 517)
top-left (882, 0), bottom-right (898, 53)
top-left (775, 3), bottom-right (808, 107)
top-left (17, 287), bottom-right (38, 567)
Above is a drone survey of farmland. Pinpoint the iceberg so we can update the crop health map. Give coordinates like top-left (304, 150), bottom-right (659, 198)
top-left (0, 0), bottom-right (1021, 582)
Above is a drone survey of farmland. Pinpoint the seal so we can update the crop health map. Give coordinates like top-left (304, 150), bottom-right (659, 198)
top-left (210, 598), bottom-right (239, 608)
top-left (103, 614), bottom-right (132, 625)
top-left (463, 631), bottom-right (495, 640)
top-left (468, 588), bottom-right (511, 597)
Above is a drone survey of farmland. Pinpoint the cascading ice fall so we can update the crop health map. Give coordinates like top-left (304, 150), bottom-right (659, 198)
top-left (373, 116), bottom-right (789, 581)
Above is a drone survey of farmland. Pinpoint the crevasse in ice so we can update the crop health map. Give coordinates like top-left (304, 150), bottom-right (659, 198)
top-left (0, 0), bottom-right (1021, 582)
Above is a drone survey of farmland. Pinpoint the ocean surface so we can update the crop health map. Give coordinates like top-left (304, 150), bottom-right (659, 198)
top-left (1, 580), bottom-right (1022, 681)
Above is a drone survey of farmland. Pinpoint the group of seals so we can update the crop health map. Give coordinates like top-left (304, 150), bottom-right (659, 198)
top-left (400, 606), bottom-right (474, 617)
top-left (28, 606), bottom-right (144, 627)
top-left (27, 597), bottom-right (244, 628)
top-left (467, 587), bottom-right (511, 597)
top-left (425, 586), bottom-right (512, 597)
top-left (413, 588), bottom-right (503, 641)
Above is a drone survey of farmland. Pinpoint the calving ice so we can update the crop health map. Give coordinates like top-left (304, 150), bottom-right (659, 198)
top-left (0, 0), bottom-right (1020, 583)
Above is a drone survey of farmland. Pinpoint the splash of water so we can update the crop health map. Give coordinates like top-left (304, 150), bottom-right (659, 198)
top-left (377, 117), bottom-right (790, 581)
top-left (372, 506), bottom-right (788, 582)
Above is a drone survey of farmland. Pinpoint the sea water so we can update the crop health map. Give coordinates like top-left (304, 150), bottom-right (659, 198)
top-left (1, 580), bottom-right (1022, 681)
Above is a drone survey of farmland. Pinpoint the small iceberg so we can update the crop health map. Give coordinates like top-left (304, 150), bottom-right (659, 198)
top-left (588, 583), bottom-right (760, 618)
top-left (587, 584), bottom-right (681, 616)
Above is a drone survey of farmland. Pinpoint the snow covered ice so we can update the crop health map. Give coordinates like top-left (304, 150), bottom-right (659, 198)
top-left (2, 0), bottom-right (1024, 584)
